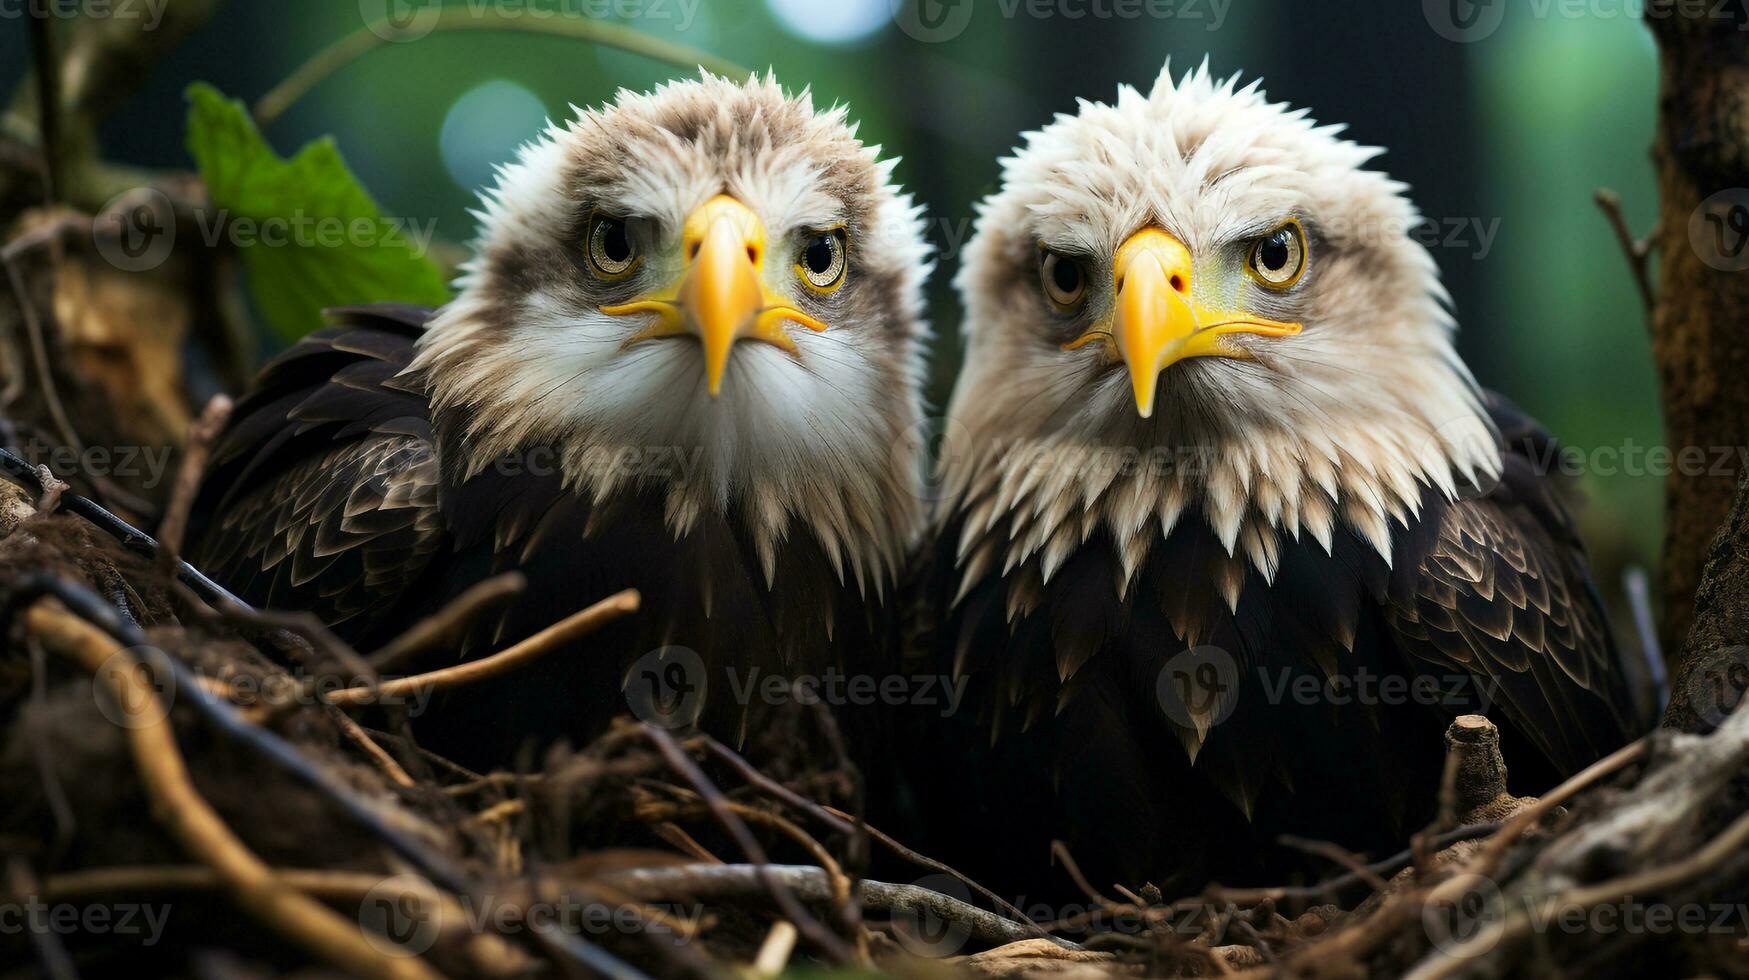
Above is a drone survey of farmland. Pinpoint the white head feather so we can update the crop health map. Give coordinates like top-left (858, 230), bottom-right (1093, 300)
top-left (944, 61), bottom-right (1500, 608)
top-left (410, 73), bottom-right (933, 592)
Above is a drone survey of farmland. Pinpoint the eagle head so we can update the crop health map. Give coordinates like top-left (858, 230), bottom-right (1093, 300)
top-left (945, 61), bottom-right (1502, 577)
top-left (413, 73), bottom-right (932, 579)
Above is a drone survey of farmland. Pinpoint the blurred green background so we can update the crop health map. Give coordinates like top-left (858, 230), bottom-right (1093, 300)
top-left (0, 0), bottom-right (1662, 613)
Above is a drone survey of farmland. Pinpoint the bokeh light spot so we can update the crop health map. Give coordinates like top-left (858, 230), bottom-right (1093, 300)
top-left (440, 80), bottom-right (549, 192)
top-left (765, 0), bottom-right (889, 45)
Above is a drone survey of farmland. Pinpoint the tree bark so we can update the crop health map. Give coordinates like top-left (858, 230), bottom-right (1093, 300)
top-left (1664, 469), bottom-right (1749, 731)
top-left (1645, 1), bottom-right (1749, 685)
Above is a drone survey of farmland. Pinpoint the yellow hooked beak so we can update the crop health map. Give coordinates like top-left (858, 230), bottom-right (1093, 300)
top-left (1065, 228), bottom-right (1302, 419)
top-left (602, 194), bottom-right (827, 396)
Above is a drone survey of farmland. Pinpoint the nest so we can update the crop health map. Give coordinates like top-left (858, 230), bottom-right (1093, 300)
top-left (0, 178), bottom-right (1745, 980)
top-left (0, 435), bottom-right (1745, 980)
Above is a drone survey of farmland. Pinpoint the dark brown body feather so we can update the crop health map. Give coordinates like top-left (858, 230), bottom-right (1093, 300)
top-left (191, 305), bottom-right (896, 769)
top-left (904, 395), bottom-right (1641, 900)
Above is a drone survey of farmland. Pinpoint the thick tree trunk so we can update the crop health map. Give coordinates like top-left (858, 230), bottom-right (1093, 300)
top-left (1646, 1), bottom-right (1749, 706)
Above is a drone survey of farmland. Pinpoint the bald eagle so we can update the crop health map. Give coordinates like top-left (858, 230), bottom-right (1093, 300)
top-left (190, 74), bottom-right (932, 767)
top-left (908, 63), bottom-right (1641, 897)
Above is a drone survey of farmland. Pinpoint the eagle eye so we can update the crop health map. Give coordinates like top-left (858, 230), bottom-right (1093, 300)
top-left (587, 212), bottom-right (639, 278)
top-left (1246, 219), bottom-right (1307, 289)
top-left (796, 229), bottom-right (848, 292)
top-left (1039, 248), bottom-right (1087, 311)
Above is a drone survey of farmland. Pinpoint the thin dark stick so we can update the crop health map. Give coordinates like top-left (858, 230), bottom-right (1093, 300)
top-left (1050, 840), bottom-right (1122, 911)
top-left (1596, 188), bottom-right (1654, 314)
top-left (703, 737), bottom-right (859, 835)
top-left (642, 724), bottom-right (856, 963)
top-left (803, 701), bottom-right (863, 848)
top-left (1277, 836), bottom-right (1391, 893)
top-left (0, 447), bottom-right (246, 610)
top-left (1200, 821), bottom-right (1504, 907)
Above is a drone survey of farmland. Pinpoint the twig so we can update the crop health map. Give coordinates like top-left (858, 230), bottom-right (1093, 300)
top-left (26, 597), bottom-right (442, 980)
top-left (254, 10), bottom-right (748, 128)
top-left (0, 448), bottom-right (247, 609)
top-left (2, 234), bottom-right (87, 466)
top-left (702, 738), bottom-right (857, 837)
top-left (328, 706), bottom-right (416, 789)
top-left (636, 790), bottom-right (858, 931)
top-left (642, 724), bottom-right (857, 963)
top-left (154, 393), bottom-right (231, 567)
top-left (590, 863), bottom-right (1080, 949)
top-left (1201, 821), bottom-right (1504, 907)
top-left (463, 798), bottom-right (524, 829)
top-left (366, 570), bottom-right (525, 672)
top-left (818, 804), bottom-right (1043, 932)
top-left (1277, 836), bottom-right (1390, 893)
top-left (751, 921), bottom-right (797, 976)
top-left (652, 822), bottom-right (723, 864)
top-left (1596, 188), bottom-right (1655, 314)
top-left (1227, 916), bottom-right (1275, 963)
top-left (1050, 840), bottom-right (1124, 912)
top-left (324, 589), bottom-right (639, 706)
top-left (719, 703), bottom-right (873, 955)
top-left (803, 697), bottom-right (866, 870)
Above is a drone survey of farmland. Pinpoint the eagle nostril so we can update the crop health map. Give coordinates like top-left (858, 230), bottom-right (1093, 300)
top-left (1170, 274), bottom-right (1187, 293)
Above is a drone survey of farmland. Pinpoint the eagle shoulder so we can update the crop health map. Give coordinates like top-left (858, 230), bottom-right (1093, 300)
top-left (191, 305), bottom-right (445, 637)
top-left (1385, 392), bottom-right (1640, 775)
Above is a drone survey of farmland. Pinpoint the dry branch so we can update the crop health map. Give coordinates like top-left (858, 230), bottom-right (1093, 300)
top-left (322, 588), bottom-right (638, 706)
top-left (590, 862), bottom-right (1071, 949)
top-left (24, 597), bottom-right (443, 980)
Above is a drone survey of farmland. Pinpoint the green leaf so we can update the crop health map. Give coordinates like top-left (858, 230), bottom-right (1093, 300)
top-left (184, 82), bottom-right (450, 342)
